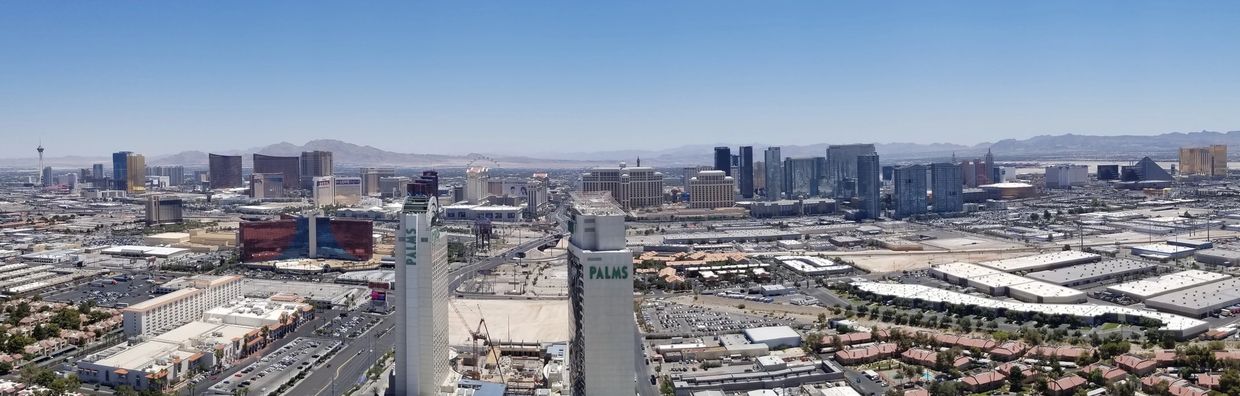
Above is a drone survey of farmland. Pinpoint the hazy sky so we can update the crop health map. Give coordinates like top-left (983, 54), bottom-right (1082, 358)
top-left (4, 1), bottom-right (1240, 158)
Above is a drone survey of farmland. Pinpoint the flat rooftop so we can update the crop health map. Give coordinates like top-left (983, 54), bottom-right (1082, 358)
top-left (1025, 259), bottom-right (1158, 285)
top-left (1106, 270), bottom-right (1230, 299)
top-left (569, 192), bottom-right (624, 215)
top-left (852, 281), bottom-right (1206, 333)
top-left (1145, 278), bottom-right (1240, 311)
top-left (976, 251), bottom-right (1101, 272)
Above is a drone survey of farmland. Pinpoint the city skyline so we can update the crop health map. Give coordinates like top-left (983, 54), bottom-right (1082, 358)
top-left (5, 1), bottom-right (1240, 158)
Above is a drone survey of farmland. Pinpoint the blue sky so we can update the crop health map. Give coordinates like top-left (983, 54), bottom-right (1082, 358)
top-left (3, 1), bottom-right (1240, 158)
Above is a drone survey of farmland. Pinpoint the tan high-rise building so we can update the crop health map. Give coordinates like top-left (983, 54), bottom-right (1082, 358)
top-left (1179, 145), bottom-right (1228, 177)
top-left (580, 164), bottom-right (664, 210)
top-left (688, 170), bottom-right (736, 209)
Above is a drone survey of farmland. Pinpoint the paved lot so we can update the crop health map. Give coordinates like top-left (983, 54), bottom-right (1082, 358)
top-left (316, 311), bottom-right (381, 339)
top-left (640, 300), bottom-right (794, 334)
top-left (287, 313), bottom-right (394, 396)
top-left (209, 337), bottom-right (342, 396)
top-left (44, 273), bottom-right (161, 308)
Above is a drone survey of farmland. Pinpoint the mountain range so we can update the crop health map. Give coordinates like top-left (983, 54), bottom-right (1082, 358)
top-left (5, 130), bottom-right (1239, 169)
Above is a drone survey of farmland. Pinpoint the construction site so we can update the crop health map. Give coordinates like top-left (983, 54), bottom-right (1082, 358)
top-left (449, 298), bottom-right (571, 394)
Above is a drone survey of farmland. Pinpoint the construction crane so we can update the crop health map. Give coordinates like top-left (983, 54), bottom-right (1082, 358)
top-left (470, 315), bottom-right (507, 385)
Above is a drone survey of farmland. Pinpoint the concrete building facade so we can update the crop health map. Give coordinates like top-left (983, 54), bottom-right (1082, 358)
top-left (567, 193), bottom-right (635, 396)
top-left (1045, 164), bottom-right (1088, 189)
top-left (121, 275), bottom-right (243, 337)
top-left (395, 182), bottom-right (451, 395)
top-left (688, 170), bottom-right (736, 209)
top-left (580, 165), bottom-right (664, 210)
top-left (360, 167), bottom-right (396, 196)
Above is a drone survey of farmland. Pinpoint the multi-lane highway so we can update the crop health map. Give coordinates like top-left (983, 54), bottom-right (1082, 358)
top-left (287, 314), bottom-right (395, 396)
top-left (448, 234), bottom-right (561, 291)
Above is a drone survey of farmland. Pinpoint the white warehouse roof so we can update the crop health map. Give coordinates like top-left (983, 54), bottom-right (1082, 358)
top-left (976, 251), bottom-right (1101, 273)
top-left (852, 281), bottom-right (1207, 336)
top-left (1106, 270), bottom-right (1231, 300)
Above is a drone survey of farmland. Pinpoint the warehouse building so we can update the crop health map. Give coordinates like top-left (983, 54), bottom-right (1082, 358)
top-left (929, 262), bottom-right (1086, 304)
top-left (742, 326), bottom-right (801, 349)
top-left (851, 281), bottom-right (1208, 339)
top-left (1196, 249), bottom-right (1240, 267)
top-left (1105, 270), bottom-right (1231, 301)
top-left (1130, 243), bottom-right (1197, 260)
top-left (1024, 259), bottom-right (1158, 287)
top-left (662, 229), bottom-right (801, 244)
top-left (1145, 278), bottom-right (1240, 318)
top-left (976, 251), bottom-right (1101, 273)
top-left (775, 256), bottom-right (853, 276)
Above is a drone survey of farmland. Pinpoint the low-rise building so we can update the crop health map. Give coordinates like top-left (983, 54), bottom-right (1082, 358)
top-left (833, 343), bottom-right (897, 365)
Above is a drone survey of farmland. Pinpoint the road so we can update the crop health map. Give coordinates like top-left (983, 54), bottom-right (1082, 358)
top-left (287, 314), bottom-right (395, 396)
top-left (634, 324), bottom-right (658, 396)
top-left (184, 310), bottom-right (339, 395)
top-left (448, 234), bottom-right (560, 291)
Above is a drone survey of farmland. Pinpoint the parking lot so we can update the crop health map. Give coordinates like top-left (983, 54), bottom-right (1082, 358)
top-left (640, 300), bottom-right (796, 334)
top-left (43, 272), bottom-right (162, 308)
top-left (209, 337), bottom-right (341, 396)
top-left (316, 311), bottom-right (381, 339)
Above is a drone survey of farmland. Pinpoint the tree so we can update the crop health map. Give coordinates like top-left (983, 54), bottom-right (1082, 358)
top-left (928, 381), bottom-right (963, 396)
top-left (1008, 365), bottom-right (1025, 392)
top-left (659, 375), bottom-right (674, 396)
top-left (52, 307), bottom-right (82, 330)
top-left (1219, 369), bottom-right (1240, 396)
top-left (0, 361), bottom-right (11, 376)
top-left (115, 385), bottom-right (140, 396)
top-left (802, 332), bottom-right (824, 354)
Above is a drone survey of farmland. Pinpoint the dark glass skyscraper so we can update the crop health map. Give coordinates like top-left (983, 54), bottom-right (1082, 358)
top-left (253, 154), bottom-right (301, 189)
top-left (931, 162), bottom-right (963, 213)
top-left (112, 151), bottom-right (130, 191)
top-left (738, 146), bottom-right (754, 198)
top-left (763, 147), bottom-right (783, 200)
top-left (826, 144), bottom-right (876, 197)
top-left (299, 150), bottom-right (334, 189)
top-left (893, 164), bottom-right (928, 218)
top-left (856, 153), bottom-right (880, 219)
top-left (208, 153), bottom-right (243, 189)
top-left (713, 147), bottom-right (732, 176)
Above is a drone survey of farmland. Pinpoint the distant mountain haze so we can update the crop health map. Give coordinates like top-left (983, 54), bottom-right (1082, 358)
top-left (5, 131), bottom-right (1239, 168)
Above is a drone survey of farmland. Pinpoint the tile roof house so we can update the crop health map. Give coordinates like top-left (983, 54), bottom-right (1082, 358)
top-left (833, 342), bottom-right (898, 365)
top-left (960, 370), bottom-right (1006, 392)
top-left (1048, 375), bottom-right (1088, 396)
top-left (1114, 354), bottom-right (1157, 376)
top-left (989, 341), bottom-right (1028, 361)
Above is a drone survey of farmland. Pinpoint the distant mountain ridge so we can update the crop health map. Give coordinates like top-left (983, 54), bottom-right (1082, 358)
top-left (4, 130), bottom-right (1238, 168)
